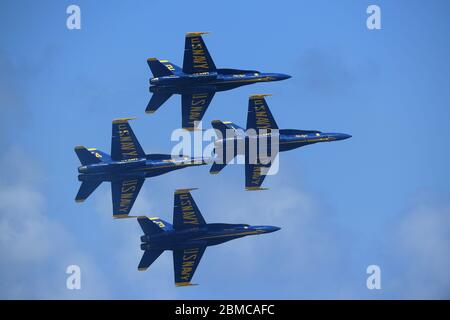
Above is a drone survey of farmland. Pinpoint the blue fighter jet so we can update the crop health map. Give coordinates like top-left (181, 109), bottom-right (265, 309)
top-left (146, 32), bottom-right (291, 130)
top-left (137, 188), bottom-right (280, 286)
top-left (210, 94), bottom-right (352, 190)
top-left (74, 118), bottom-right (206, 217)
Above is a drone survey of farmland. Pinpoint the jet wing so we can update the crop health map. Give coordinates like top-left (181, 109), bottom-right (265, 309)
top-left (181, 92), bottom-right (215, 130)
top-left (111, 178), bottom-right (145, 217)
top-left (111, 118), bottom-right (146, 161)
top-left (173, 246), bottom-right (206, 286)
top-left (173, 188), bottom-right (206, 230)
top-left (183, 32), bottom-right (216, 74)
top-left (246, 94), bottom-right (279, 132)
top-left (245, 163), bottom-right (271, 191)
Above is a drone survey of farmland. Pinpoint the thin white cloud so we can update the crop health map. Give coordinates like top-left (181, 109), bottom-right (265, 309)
top-left (3, 146), bottom-right (449, 299)
top-left (386, 201), bottom-right (450, 299)
top-left (0, 148), bottom-right (109, 299)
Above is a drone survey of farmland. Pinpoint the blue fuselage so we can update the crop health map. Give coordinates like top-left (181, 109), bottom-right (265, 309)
top-left (150, 70), bottom-right (291, 94)
top-left (278, 131), bottom-right (352, 152)
top-left (216, 130), bottom-right (352, 156)
top-left (141, 224), bottom-right (280, 251)
top-left (78, 155), bottom-right (207, 182)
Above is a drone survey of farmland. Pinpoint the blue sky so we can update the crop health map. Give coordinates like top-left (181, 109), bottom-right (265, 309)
top-left (1, 0), bottom-right (449, 299)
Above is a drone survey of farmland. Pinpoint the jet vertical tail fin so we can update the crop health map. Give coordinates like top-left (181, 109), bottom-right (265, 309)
top-left (74, 146), bottom-right (103, 166)
top-left (138, 216), bottom-right (173, 234)
top-left (147, 58), bottom-right (183, 77)
top-left (210, 120), bottom-right (245, 174)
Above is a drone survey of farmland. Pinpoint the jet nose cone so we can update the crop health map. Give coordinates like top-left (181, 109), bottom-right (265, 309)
top-left (338, 133), bottom-right (352, 140)
top-left (277, 73), bottom-right (291, 81)
top-left (328, 133), bottom-right (351, 141)
top-left (255, 225), bottom-right (281, 233)
top-left (270, 226), bottom-right (281, 233)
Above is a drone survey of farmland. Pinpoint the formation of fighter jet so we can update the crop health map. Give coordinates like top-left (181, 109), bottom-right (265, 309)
top-left (210, 94), bottom-right (352, 190)
top-left (137, 188), bottom-right (280, 286)
top-left (74, 32), bottom-right (351, 286)
top-left (75, 118), bottom-right (207, 217)
top-left (146, 32), bottom-right (291, 130)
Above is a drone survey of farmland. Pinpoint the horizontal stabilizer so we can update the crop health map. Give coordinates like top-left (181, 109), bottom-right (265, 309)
top-left (75, 181), bottom-right (102, 202)
top-left (146, 92), bottom-right (172, 114)
top-left (138, 249), bottom-right (164, 271)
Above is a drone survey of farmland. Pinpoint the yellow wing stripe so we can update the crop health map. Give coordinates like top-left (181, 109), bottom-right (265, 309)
top-left (175, 188), bottom-right (198, 195)
top-left (186, 31), bottom-right (209, 37)
top-left (112, 117), bottom-right (137, 124)
top-left (175, 282), bottom-right (197, 287)
top-left (249, 94), bottom-right (272, 99)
